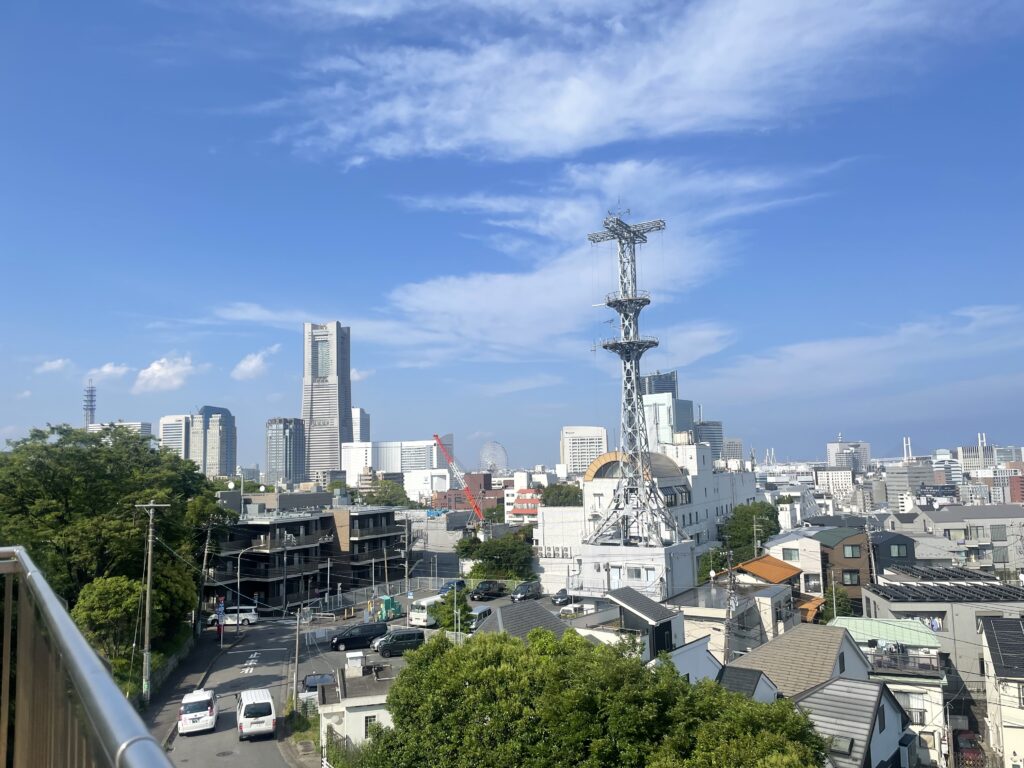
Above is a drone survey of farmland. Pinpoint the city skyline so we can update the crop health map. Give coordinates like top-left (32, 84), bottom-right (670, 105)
top-left (3, 2), bottom-right (1024, 466)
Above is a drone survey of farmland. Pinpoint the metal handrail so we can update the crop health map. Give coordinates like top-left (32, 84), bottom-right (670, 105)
top-left (1, 546), bottom-right (172, 767)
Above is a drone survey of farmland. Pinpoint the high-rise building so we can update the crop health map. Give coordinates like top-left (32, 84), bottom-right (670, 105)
top-left (639, 370), bottom-right (678, 398)
top-left (158, 415), bottom-right (191, 459)
top-left (559, 426), bottom-right (608, 475)
top-left (694, 421), bottom-right (724, 461)
top-left (642, 393), bottom-right (694, 447)
top-left (826, 438), bottom-right (871, 473)
top-left (341, 435), bottom-right (452, 481)
top-left (189, 406), bottom-right (236, 478)
top-left (884, 458), bottom-right (933, 512)
top-left (723, 438), bottom-right (744, 462)
top-left (86, 421), bottom-right (152, 437)
top-left (351, 407), bottom-right (370, 442)
top-left (302, 322), bottom-right (353, 483)
top-left (266, 418), bottom-right (306, 484)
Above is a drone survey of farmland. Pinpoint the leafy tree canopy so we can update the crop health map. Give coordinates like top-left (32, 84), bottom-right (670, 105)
top-left (818, 584), bottom-right (855, 624)
top-left (429, 588), bottom-right (473, 631)
top-left (465, 526), bottom-right (535, 580)
top-left (720, 502), bottom-right (781, 563)
top-left (363, 478), bottom-right (413, 507)
top-left (355, 630), bottom-right (825, 768)
top-left (71, 575), bottom-right (143, 660)
top-left (542, 483), bottom-right (583, 507)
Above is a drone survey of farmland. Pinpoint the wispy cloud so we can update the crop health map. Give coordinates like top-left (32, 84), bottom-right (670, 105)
top-left (255, 0), bottom-right (1009, 161)
top-left (132, 355), bottom-right (199, 394)
top-left (351, 367), bottom-right (375, 382)
top-left (34, 358), bottom-right (70, 374)
top-left (86, 362), bottom-right (132, 382)
top-left (14, 390), bottom-right (31, 400)
top-left (482, 374), bottom-right (563, 397)
top-left (231, 344), bottom-right (282, 380)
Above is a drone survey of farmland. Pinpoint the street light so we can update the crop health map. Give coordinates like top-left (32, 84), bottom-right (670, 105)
top-left (236, 544), bottom-right (259, 638)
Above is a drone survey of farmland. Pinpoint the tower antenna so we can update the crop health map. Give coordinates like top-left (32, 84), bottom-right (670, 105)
top-left (83, 379), bottom-right (96, 427)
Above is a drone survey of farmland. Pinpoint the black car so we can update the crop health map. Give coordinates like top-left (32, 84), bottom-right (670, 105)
top-left (375, 629), bottom-right (425, 658)
top-left (438, 579), bottom-right (467, 596)
top-left (551, 588), bottom-right (578, 606)
top-left (330, 621), bottom-right (389, 651)
top-left (469, 580), bottom-right (506, 601)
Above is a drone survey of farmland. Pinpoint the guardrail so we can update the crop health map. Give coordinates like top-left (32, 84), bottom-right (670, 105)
top-left (867, 651), bottom-right (943, 677)
top-left (0, 546), bottom-right (172, 767)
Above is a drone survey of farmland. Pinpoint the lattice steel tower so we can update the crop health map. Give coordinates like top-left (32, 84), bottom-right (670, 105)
top-left (586, 214), bottom-right (682, 547)
top-left (83, 379), bottom-right (96, 427)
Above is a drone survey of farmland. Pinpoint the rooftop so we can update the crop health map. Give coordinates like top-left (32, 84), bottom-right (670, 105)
top-left (475, 600), bottom-right (570, 640)
top-left (733, 554), bottom-right (801, 584)
top-left (669, 581), bottom-right (787, 611)
top-left (923, 503), bottom-right (1024, 523)
top-left (715, 666), bottom-right (770, 698)
top-left (866, 582), bottom-right (1024, 603)
top-left (793, 678), bottom-right (895, 768)
top-left (980, 617), bottom-right (1024, 679)
top-left (728, 624), bottom-right (853, 698)
top-left (607, 586), bottom-right (676, 624)
top-left (810, 527), bottom-right (864, 548)
top-left (828, 617), bottom-right (940, 648)
top-left (883, 565), bottom-right (998, 582)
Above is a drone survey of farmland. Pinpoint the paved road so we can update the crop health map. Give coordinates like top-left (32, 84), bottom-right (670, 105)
top-left (167, 623), bottom-right (294, 767)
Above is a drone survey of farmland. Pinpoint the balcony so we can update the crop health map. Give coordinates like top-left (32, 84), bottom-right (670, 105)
top-left (906, 708), bottom-right (927, 726)
top-left (210, 560), bottom-right (320, 582)
top-left (341, 547), bottom-right (404, 565)
top-left (1, 546), bottom-right (172, 767)
top-left (867, 651), bottom-right (943, 678)
top-left (220, 531), bottom-right (332, 553)
top-left (349, 524), bottom-right (403, 539)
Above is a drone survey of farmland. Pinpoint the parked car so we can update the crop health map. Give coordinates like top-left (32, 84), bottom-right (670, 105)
top-left (954, 731), bottom-right (985, 767)
top-left (510, 581), bottom-right (543, 602)
top-left (551, 588), bottom-right (578, 606)
top-left (375, 628), bottom-right (426, 657)
top-left (301, 672), bottom-right (335, 695)
top-left (469, 605), bottom-right (493, 631)
top-left (330, 621), bottom-right (389, 651)
top-left (177, 688), bottom-right (218, 736)
top-left (207, 606), bottom-right (259, 626)
top-left (438, 579), bottom-right (467, 596)
top-left (469, 580), bottom-right (506, 601)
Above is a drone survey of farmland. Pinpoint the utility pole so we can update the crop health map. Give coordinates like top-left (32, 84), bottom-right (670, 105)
top-left (830, 568), bottom-right (838, 618)
top-left (282, 534), bottom-right (288, 617)
top-left (136, 499), bottom-right (169, 706)
top-left (384, 553), bottom-right (389, 590)
top-left (292, 607), bottom-right (300, 708)
top-left (403, 516), bottom-right (412, 594)
top-left (326, 557), bottom-right (331, 605)
top-left (865, 525), bottom-right (878, 584)
top-left (195, 522), bottom-right (212, 638)
top-left (724, 547), bottom-right (736, 662)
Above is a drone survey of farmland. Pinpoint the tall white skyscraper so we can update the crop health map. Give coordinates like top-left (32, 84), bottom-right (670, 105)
top-left (302, 322), bottom-right (352, 483)
top-left (642, 393), bottom-right (694, 447)
top-left (351, 407), bottom-right (370, 442)
top-left (559, 426), bottom-right (608, 475)
top-left (266, 417), bottom-right (305, 484)
top-left (159, 414), bottom-right (191, 459)
top-left (189, 406), bottom-right (236, 478)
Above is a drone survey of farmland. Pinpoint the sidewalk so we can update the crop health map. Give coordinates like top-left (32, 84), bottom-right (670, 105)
top-left (144, 627), bottom-right (242, 748)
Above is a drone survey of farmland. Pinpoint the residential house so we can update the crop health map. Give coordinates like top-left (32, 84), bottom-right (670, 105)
top-left (830, 617), bottom-right (947, 765)
top-left (980, 617), bottom-right (1024, 768)
top-left (872, 532), bottom-right (917, 573)
top-left (475, 600), bottom-right (571, 641)
top-left (727, 624), bottom-right (869, 698)
top-left (601, 587), bottom-right (685, 663)
top-left (916, 504), bottom-right (1024, 575)
top-left (764, 526), bottom-right (871, 606)
top-left (714, 666), bottom-right (780, 703)
top-left (318, 655), bottom-right (397, 749)
top-left (719, 554), bottom-right (801, 591)
top-left (654, 635), bottom-right (724, 685)
top-left (794, 678), bottom-right (914, 768)
top-left (764, 528), bottom-right (827, 595)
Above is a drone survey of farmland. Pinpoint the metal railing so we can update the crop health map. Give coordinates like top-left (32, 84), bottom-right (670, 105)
top-left (866, 651), bottom-right (943, 677)
top-left (0, 546), bottom-right (172, 767)
top-left (349, 524), bottom-right (403, 539)
top-left (220, 531), bottom-right (331, 552)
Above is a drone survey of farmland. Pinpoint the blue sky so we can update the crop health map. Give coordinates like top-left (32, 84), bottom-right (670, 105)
top-left (2, 1), bottom-right (1023, 468)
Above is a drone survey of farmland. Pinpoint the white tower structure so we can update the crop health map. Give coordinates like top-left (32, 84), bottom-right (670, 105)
top-left (585, 214), bottom-right (682, 547)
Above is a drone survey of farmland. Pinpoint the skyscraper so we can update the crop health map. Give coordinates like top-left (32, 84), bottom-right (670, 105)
top-left (302, 322), bottom-right (352, 483)
top-left (694, 420), bottom-right (724, 461)
top-left (159, 414), bottom-right (191, 459)
top-left (826, 438), bottom-right (871, 473)
top-left (639, 370), bottom-right (678, 398)
top-left (559, 426), bottom-right (608, 475)
top-left (352, 407), bottom-right (370, 442)
top-left (642, 393), bottom-right (694, 447)
top-left (266, 418), bottom-right (306, 484)
top-left (723, 438), bottom-right (744, 462)
top-left (189, 406), bottom-right (236, 478)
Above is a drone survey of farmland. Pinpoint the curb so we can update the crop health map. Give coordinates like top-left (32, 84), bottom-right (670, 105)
top-left (161, 631), bottom-right (245, 749)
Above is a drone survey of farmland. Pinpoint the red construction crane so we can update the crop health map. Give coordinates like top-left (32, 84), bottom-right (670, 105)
top-left (433, 433), bottom-right (484, 522)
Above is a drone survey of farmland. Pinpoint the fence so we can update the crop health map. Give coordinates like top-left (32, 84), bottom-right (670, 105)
top-left (0, 546), bottom-right (172, 767)
top-left (311, 577), bottom-right (528, 614)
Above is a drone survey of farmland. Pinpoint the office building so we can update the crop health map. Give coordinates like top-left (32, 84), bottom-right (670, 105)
top-left (341, 435), bottom-right (452, 483)
top-left (642, 393), bottom-right (695, 447)
top-left (189, 406), bottom-right (236, 478)
top-left (722, 438), bottom-right (744, 462)
top-left (813, 467), bottom-right (854, 499)
top-left (266, 418), bottom-right (306, 484)
top-left (694, 421), bottom-right (724, 461)
top-left (885, 459), bottom-right (934, 513)
top-left (86, 421), bottom-right (153, 437)
top-left (302, 322), bottom-right (353, 483)
top-left (639, 370), bottom-right (677, 398)
top-left (826, 438), bottom-right (871, 473)
top-left (158, 415), bottom-right (191, 459)
top-left (559, 426), bottom-right (608, 475)
top-left (351, 407), bottom-right (370, 442)
top-left (956, 443), bottom-right (996, 473)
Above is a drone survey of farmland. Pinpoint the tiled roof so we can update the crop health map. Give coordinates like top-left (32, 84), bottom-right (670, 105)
top-left (607, 586), bottom-right (676, 624)
top-left (793, 678), bottom-right (890, 768)
top-left (715, 666), bottom-right (767, 698)
top-left (923, 503), bottom-right (1024, 523)
top-left (474, 600), bottom-right (569, 641)
top-left (828, 617), bottom-right (940, 648)
top-left (728, 624), bottom-right (852, 698)
top-left (734, 554), bottom-right (801, 584)
top-left (796, 597), bottom-right (825, 621)
top-left (980, 617), bottom-right (1024, 679)
top-left (810, 527), bottom-right (863, 548)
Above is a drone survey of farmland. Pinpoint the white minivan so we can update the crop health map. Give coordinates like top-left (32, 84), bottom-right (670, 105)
top-left (236, 688), bottom-right (276, 742)
top-left (177, 688), bottom-right (218, 736)
top-left (208, 606), bottom-right (260, 627)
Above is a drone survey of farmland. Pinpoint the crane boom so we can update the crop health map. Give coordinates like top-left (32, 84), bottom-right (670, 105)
top-left (433, 434), bottom-right (484, 522)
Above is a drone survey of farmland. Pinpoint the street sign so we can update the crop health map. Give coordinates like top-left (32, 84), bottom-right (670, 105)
top-left (407, 591), bottom-right (414, 599)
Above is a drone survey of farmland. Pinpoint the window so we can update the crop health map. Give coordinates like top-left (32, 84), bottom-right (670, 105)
top-left (992, 524), bottom-right (1008, 542)
top-left (994, 546), bottom-right (1009, 564)
top-left (782, 548), bottom-right (799, 562)
top-left (890, 544), bottom-right (908, 558)
top-left (979, 657), bottom-right (986, 676)
top-left (970, 525), bottom-right (986, 540)
top-left (627, 567), bottom-right (642, 580)
top-left (1018, 684), bottom-right (1024, 709)
top-left (805, 573), bottom-right (822, 592)
top-left (839, 652), bottom-right (846, 673)
top-left (843, 544), bottom-right (861, 558)
top-left (364, 715), bottom-right (377, 739)
top-left (877, 705), bottom-right (886, 733)
top-left (842, 570), bottom-right (861, 586)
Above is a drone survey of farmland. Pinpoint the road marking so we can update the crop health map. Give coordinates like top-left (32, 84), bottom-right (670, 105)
top-left (226, 647), bottom-right (287, 654)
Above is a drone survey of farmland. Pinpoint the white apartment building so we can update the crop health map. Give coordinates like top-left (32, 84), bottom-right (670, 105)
top-left (813, 467), bottom-right (855, 499)
top-left (559, 426), bottom-right (608, 475)
top-left (158, 415), bottom-right (190, 459)
top-left (87, 421), bottom-right (153, 437)
top-left (402, 468), bottom-right (451, 504)
top-left (341, 435), bottom-right (453, 484)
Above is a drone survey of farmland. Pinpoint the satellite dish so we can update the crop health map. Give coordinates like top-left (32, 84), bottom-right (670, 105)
top-left (227, 481), bottom-right (236, 490)
top-left (708, 569), bottom-right (716, 580)
top-left (259, 485), bottom-right (266, 492)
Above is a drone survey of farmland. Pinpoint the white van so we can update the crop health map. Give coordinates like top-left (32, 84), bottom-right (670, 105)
top-left (177, 688), bottom-right (218, 735)
top-left (409, 595), bottom-right (444, 627)
top-left (236, 688), bottom-right (276, 742)
top-left (208, 606), bottom-right (259, 627)
top-left (469, 605), bottom-right (492, 632)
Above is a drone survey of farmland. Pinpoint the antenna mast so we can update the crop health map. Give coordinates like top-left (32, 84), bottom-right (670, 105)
top-left (83, 379), bottom-right (96, 427)
top-left (585, 213), bottom-right (682, 547)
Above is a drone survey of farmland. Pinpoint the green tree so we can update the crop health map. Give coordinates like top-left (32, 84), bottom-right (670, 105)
top-left (697, 548), bottom-right (729, 584)
top-left (818, 584), bottom-right (854, 624)
top-left (541, 483), bottom-right (583, 506)
top-left (363, 479), bottom-right (412, 507)
top-left (483, 499), bottom-right (504, 524)
top-left (720, 502), bottom-right (781, 564)
top-left (355, 630), bottom-right (825, 768)
top-left (454, 535), bottom-right (482, 560)
top-left (465, 526), bottom-right (535, 580)
top-left (71, 576), bottom-right (143, 660)
top-left (429, 588), bottom-right (473, 631)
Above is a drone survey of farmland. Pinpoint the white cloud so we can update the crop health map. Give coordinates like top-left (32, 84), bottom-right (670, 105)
top-left (259, 0), bottom-right (1008, 161)
top-left (14, 390), bottom-right (31, 400)
top-left (132, 355), bottom-right (198, 394)
top-left (482, 373), bottom-right (563, 397)
top-left (231, 344), bottom-right (282, 380)
top-left (86, 362), bottom-right (132, 382)
top-left (351, 368), bottom-right (375, 382)
top-left (34, 358), bottom-right (70, 374)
